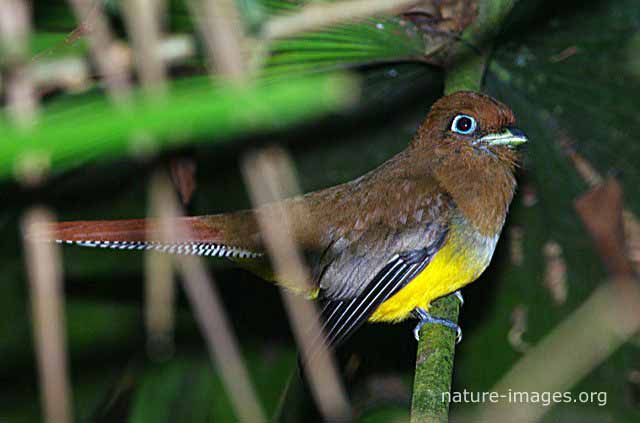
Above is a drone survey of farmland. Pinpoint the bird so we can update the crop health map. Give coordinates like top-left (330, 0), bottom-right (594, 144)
top-left (31, 91), bottom-right (527, 348)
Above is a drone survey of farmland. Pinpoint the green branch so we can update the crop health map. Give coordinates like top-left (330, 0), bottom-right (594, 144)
top-left (445, 0), bottom-right (518, 94)
top-left (410, 1), bottom-right (518, 422)
top-left (411, 295), bottom-right (461, 422)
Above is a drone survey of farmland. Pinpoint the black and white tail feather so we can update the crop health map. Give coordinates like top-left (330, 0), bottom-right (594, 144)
top-left (56, 239), bottom-right (262, 260)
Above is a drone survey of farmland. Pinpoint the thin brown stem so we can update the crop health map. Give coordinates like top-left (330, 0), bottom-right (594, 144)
top-left (22, 209), bottom-right (74, 423)
top-left (242, 147), bottom-right (352, 421)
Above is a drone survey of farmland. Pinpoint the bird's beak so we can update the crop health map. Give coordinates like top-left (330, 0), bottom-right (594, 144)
top-left (475, 126), bottom-right (528, 148)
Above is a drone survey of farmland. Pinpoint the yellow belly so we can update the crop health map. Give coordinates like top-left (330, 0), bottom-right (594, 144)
top-left (368, 228), bottom-right (495, 323)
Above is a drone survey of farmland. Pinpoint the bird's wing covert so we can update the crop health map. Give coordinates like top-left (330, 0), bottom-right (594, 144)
top-left (317, 231), bottom-right (447, 348)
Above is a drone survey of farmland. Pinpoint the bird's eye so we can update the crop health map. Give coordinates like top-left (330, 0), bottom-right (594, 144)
top-left (451, 114), bottom-right (477, 135)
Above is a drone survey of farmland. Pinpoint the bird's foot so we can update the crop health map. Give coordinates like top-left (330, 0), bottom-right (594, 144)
top-left (453, 290), bottom-right (464, 306)
top-left (413, 307), bottom-right (462, 343)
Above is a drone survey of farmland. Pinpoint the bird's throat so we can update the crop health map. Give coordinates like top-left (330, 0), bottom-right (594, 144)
top-left (434, 155), bottom-right (517, 236)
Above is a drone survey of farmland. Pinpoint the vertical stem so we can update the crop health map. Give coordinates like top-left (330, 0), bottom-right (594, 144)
top-left (444, 53), bottom-right (487, 95)
top-left (144, 174), bottom-right (176, 359)
top-left (151, 175), bottom-right (266, 422)
top-left (67, 0), bottom-right (132, 104)
top-left (120, 0), bottom-right (168, 96)
top-left (410, 296), bottom-right (460, 423)
top-left (23, 209), bottom-right (73, 423)
top-left (176, 255), bottom-right (267, 423)
top-left (410, 0), bottom-right (518, 421)
top-left (187, 0), bottom-right (248, 81)
top-left (0, 0), bottom-right (37, 127)
top-left (242, 148), bottom-right (351, 421)
top-left (411, 55), bottom-right (482, 421)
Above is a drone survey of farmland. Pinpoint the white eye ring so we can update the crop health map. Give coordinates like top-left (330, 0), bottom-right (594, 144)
top-left (451, 114), bottom-right (477, 135)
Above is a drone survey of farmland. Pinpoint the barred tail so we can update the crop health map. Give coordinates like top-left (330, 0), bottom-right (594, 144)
top-left (27, 214), bottom-right (263, 260)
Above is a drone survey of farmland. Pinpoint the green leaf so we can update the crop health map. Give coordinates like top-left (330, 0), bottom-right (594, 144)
top-left (0, 73), bottom-right (358, 180)
top-left (264, 16), bottom-right (428, 76)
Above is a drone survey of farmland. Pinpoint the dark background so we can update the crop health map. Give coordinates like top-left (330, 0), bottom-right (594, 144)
top-left (1, 0), bottom-right (639, 421)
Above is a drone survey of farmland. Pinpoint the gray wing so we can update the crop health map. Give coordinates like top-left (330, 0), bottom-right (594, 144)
top-left (317, 222), bottom-right (447, 299)
top-left (312, 222), bottom-right (448, 347)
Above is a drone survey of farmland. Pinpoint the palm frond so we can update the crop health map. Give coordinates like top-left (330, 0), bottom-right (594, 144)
top-left (264, 16), bottom-right (428, 76)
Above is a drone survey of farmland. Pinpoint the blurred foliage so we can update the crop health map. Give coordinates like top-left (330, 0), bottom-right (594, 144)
top-left (1, 0), bottom-right (640, 422)
top-left (264, 16), bottom-right (428, 76)
top-left (0, 74), bottom-right (357, 179)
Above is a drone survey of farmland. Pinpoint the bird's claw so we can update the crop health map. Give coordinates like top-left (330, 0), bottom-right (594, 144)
top-left (453, 290), bottom-right (464, 307)
top-left (455, 326), bottom-right (462, 343)
top-left (413, 320), bottom-right (425, 341)
top-left (413, 308), bottom-right (462, 343)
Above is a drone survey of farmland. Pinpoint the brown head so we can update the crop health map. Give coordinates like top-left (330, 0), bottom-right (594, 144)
top-left (412, 91), bottom-right (526, 164)
top-left (410, 91), bottom-right (528, 235)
